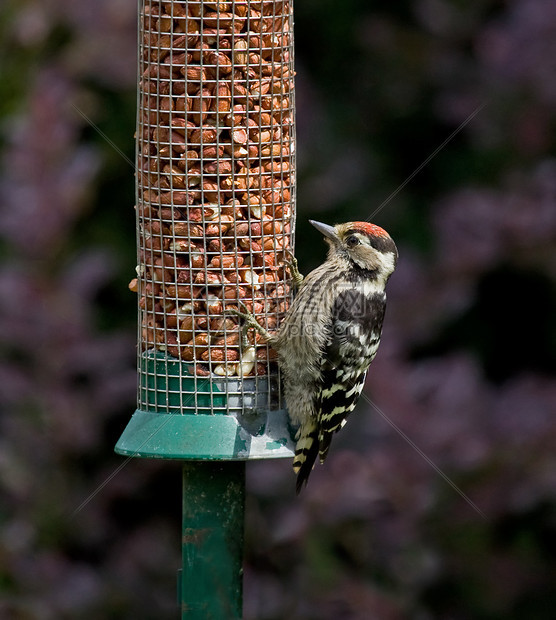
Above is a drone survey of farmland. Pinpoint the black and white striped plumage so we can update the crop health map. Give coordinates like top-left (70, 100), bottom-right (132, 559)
top-left (273, 220), bottom-right (398, 493)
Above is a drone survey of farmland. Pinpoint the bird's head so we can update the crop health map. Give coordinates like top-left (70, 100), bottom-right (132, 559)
top-left (310, 219), bottom-right (398, 281)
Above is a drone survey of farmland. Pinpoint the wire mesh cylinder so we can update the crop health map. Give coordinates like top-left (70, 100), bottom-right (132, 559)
top-left (132, 0), bottom-right (295, 422)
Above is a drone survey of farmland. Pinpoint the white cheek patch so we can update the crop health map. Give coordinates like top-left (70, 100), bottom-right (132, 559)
top-left (376, 251), bottom-right (396, 279)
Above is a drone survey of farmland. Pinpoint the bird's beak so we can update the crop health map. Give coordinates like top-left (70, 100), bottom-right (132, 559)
top-left (309, 220), bottom-right (339, 242)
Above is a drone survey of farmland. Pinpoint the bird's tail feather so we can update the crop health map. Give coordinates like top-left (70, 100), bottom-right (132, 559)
top-left (293, 426), bottom-right (319, 494)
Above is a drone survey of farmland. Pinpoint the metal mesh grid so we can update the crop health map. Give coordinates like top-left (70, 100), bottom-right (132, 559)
top-left (132, 0), bottom-right (295, 415)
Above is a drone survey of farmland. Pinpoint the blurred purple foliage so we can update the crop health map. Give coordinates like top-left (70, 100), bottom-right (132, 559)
top-left (1, 0), bottom-right (556, 618)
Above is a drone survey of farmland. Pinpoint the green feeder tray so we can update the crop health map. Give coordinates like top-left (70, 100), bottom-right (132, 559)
top-left (115, 351), bottom-right (295, 461)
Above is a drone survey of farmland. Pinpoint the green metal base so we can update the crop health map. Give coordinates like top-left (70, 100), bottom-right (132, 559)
top-left (115, 352), bottom-right (295, 460)
top-left (115, 408), bottom-right (294, 460)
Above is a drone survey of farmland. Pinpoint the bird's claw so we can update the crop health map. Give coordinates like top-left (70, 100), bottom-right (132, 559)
top-left (284, 249), bottom-right (304, 288)
top-left (228, 300), bottom-right (271, 345)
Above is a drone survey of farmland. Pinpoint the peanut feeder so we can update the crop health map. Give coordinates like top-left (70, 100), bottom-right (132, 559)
top-left (115, 1), bottom-right (296, 617)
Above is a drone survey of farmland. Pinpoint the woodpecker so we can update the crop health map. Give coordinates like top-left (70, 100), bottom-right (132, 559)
top-left (233, 220), bottom-right (397, 493)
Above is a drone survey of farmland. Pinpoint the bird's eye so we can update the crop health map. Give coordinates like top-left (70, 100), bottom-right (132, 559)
top-left (346, 235), bottom-right (360, 248)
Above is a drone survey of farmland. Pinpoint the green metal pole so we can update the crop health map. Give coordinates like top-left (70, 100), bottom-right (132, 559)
top-left (179, 461), bottom-right (245, 619)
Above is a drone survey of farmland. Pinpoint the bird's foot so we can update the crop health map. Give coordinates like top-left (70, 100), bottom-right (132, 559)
top-left (284, 250), bottom-right (304, 289)
top-left (228, 300), bottom-right (272, 347)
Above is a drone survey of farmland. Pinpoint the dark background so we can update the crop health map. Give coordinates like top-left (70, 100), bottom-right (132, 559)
top-left (1, 1), bottom-right (556, 618)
